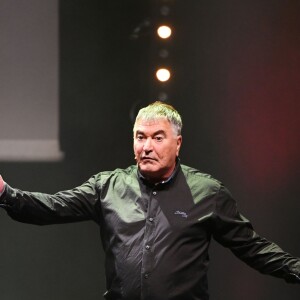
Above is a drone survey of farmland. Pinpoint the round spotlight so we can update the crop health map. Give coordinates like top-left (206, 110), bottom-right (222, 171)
top-left (157, 25), bottom-right (172, 39)
top-left (156, 68), bottom-right (171, 82)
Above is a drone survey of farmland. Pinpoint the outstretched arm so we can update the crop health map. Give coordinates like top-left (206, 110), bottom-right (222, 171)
top-left (0, 175), bottom-right (101, 225)
top-left (212, 186), bottom-right (300, 284)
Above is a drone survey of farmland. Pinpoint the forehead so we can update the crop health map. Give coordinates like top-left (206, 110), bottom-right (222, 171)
top-left (134, 118), bottom-right (172, 133)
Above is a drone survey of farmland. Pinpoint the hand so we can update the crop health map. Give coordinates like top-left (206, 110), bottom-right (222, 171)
top-left (0, 175), bottom-right (4, 194)
top-left (284, 272), bottom-right (300, 284)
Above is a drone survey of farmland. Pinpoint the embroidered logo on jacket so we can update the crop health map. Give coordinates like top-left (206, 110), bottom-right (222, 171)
top-left (174, 210), bottom-right (188, 218)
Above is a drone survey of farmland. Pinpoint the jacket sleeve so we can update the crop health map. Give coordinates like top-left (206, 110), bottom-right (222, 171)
top-left (212, 185), bottom-right (300, 284)
top-left (0, 175), bottom-right (101, 225)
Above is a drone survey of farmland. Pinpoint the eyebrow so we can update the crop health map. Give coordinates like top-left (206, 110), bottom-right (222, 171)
top-left (135, 130), bottom-right (166, 136)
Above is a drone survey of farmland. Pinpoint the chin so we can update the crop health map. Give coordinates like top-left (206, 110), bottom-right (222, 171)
top-left (139, 165), bottom-right (159, 175)
top-left (139, 166), bottom-right (158, 174)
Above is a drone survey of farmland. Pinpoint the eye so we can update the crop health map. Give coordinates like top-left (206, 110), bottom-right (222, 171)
top-left (154, 135), bottom-right (164, 142)
top-left (136, 135), bottom-right (144, 141)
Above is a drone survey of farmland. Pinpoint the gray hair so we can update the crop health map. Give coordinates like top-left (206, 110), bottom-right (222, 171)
top-left (134, 101), bottom-right (182, 135)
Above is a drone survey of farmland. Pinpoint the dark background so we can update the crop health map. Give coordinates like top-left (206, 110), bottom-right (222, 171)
top-left (1, 1), bottom-right (299, 299)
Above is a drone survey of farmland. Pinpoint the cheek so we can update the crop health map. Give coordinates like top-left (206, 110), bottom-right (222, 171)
top-left (133, 143), bottom-right (142, 155)
top-left (156, 147), bottom-right (169, 160)
top-left (162, 145), bottom-right (178, 161)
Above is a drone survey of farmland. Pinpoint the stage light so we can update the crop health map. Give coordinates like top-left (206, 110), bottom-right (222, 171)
top-left (157, 25), bottom-right (172, 39)
top-left (156, 68), bottom-right (171, 82)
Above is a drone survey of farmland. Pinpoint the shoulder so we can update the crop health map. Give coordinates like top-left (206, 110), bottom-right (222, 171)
top-left (180, 164), bottom-right (221, 187)
top-left (179, 164), bottom-right (233, 205)
top-left (180, 164), bottom-right (224, 195)
top-left (93, 165), bottom-right (138, 186)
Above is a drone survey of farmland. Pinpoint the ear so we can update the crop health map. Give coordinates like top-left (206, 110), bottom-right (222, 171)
top-left (176, 135), bottom-right (182, 156)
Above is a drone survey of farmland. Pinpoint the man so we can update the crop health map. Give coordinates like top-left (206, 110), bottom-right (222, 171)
top-left (0, 101), bottom-right (299, 299)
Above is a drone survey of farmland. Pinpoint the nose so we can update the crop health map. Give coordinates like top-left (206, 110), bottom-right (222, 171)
top-left (143, 137), bottom-right (153, 152)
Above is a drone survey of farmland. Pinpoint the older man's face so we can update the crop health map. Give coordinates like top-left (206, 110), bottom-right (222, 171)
top-left (133, 118), bottom-right (182, 182)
